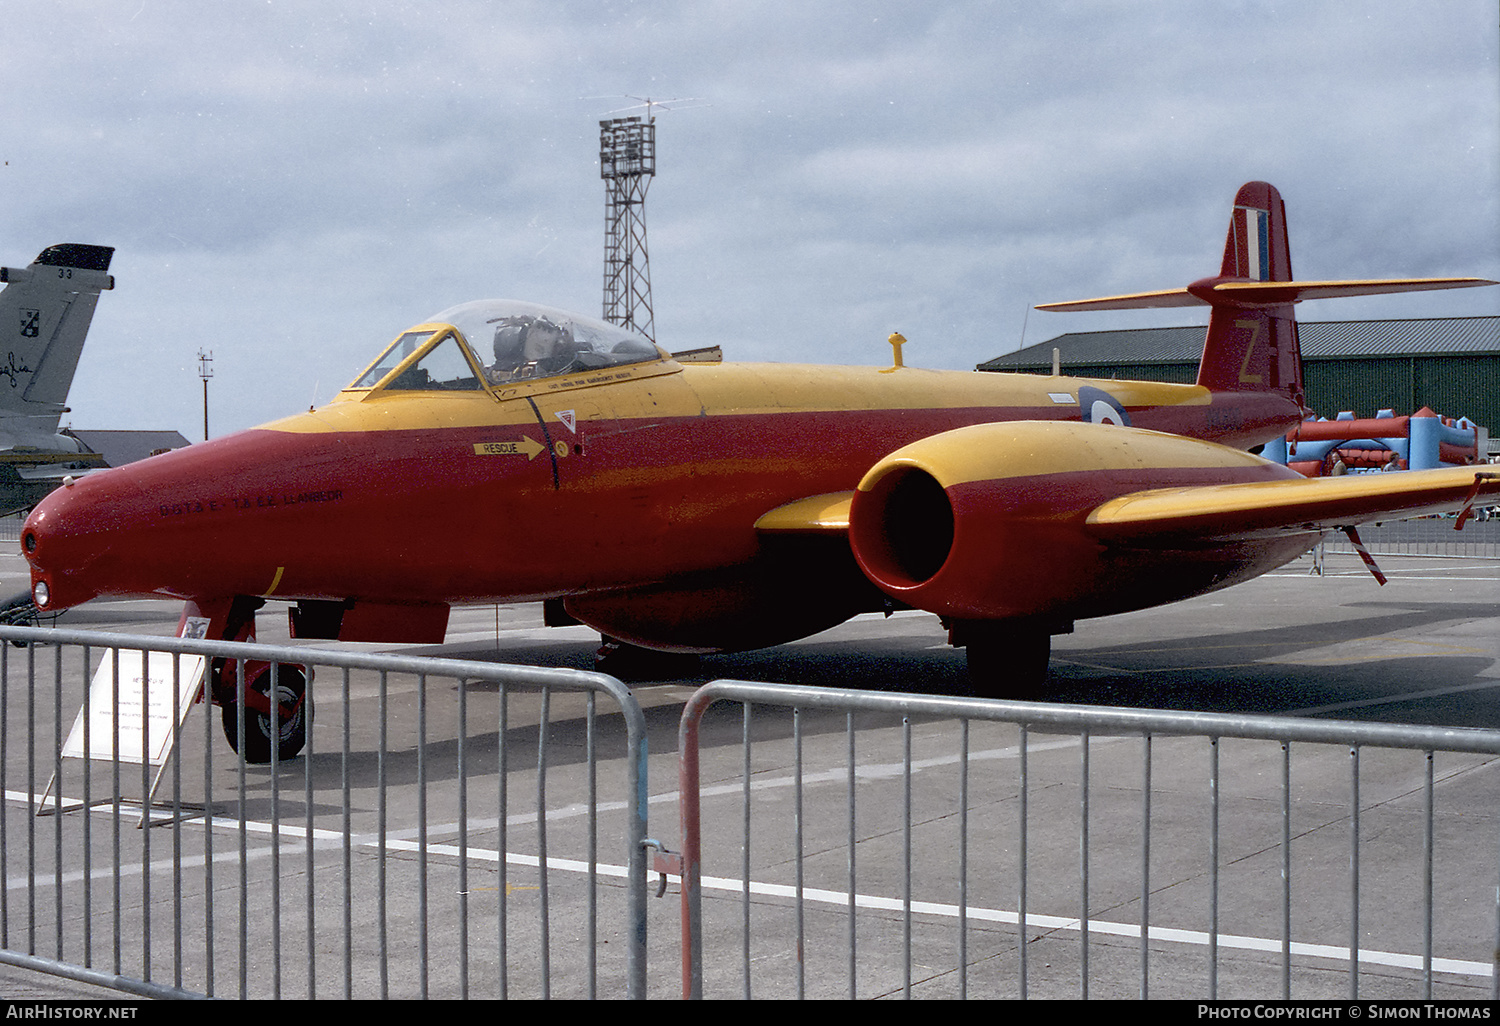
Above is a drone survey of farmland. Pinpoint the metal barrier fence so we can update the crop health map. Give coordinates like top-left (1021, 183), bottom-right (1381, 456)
top-left (8, 622), bottom-right (1500, 1001)
top-left (678, 681), bottom-right (1500, 1000)
top-left (1322, 517), bottom-right (1500, 558)
top-left (0, 625), bottom-right (649, 1000)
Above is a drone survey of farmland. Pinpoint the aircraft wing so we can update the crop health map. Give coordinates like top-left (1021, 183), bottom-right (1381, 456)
top-left (1085, 466), bottom-right (1500, 544)
top-left (756, 470), bottom-right (1500, 548)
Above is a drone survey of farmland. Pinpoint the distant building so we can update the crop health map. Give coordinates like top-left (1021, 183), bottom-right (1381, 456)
top-left (0, 429), bottom-right (191, 518)
top-left (979, 317), bottom-right (1500, 453)
top-left (68, 430), bottom-right (192, 469)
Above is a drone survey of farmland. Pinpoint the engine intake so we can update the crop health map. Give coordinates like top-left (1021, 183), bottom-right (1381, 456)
top-left (851, 464), bottom-right (954, 587)
top-left (848, 420), bottom-right (1305, 622)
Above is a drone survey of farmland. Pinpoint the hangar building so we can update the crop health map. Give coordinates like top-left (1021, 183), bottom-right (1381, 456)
top-left (978, 316), bottom-right (1500, 454)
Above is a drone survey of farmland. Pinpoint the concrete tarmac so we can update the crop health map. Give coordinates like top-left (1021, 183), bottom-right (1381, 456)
top-left (0, 547), bottom-right (1496, 1000)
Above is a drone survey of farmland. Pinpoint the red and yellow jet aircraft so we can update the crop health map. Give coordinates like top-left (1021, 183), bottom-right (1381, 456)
top-left (18, 182), bottom-right (1500, 759)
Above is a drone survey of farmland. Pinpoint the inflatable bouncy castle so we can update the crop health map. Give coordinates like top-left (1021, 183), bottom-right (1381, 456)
top-left (1264, 408), bottom-right (1488, 477)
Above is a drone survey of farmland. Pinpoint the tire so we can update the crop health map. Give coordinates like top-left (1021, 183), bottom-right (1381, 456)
top-left (594, 636), bottom-right (702, 682)
top-left (221, 665), bottom-right (309, 763)
top-left (963, 625), bottom-right (1051, 701)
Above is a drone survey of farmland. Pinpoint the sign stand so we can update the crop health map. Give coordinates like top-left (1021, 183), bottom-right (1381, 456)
top-left (37, 648), bottom-right (208, 827)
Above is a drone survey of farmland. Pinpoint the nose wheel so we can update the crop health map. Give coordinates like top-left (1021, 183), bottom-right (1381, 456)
top-left (221, 665), bottom-right (310, 763)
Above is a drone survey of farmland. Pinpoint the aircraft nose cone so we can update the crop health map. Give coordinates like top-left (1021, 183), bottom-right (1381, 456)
top-left (22, 469), bottom-right (149, 611)
top-left (20, 425), bottom-right (360, 613)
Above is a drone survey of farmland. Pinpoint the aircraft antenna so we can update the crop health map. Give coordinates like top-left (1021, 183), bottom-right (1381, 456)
top-left (197, 349), bottom-right (213, 441)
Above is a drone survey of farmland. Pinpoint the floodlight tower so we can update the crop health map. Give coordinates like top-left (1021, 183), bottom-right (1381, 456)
top-left (599, 114), bottom-right (656, 343)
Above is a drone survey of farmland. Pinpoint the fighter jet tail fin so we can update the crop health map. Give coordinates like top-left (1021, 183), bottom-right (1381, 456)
top-left (0, 244), bottom-right (115, 426)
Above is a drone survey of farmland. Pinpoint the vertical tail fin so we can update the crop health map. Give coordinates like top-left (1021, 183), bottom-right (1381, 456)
top-left (0, 244), bottom-right (115, 437)
top-left (1195, 181), bottom-right (1304, 402)
top-left (1035, 180), bottom-right (1494, 408)
top-left (1219, 181), bottom-right (1290, 282)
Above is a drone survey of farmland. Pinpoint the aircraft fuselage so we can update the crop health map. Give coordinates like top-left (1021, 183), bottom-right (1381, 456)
top-left (22, 358), bottom-right (1302, 621)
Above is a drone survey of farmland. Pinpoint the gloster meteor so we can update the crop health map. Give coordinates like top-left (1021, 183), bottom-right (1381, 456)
top-left (21, 182), bottom-right (1500, 759)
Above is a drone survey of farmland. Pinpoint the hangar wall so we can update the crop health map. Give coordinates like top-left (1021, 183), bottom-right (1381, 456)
top-left (978, 317), bottom-right (1500, 452)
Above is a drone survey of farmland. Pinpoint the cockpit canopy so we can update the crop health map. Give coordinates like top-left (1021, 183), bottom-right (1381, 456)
top-left (348, 300), bottom-right (663, 393)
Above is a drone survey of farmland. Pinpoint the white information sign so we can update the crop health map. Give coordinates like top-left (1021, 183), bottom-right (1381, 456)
top-left (61, 650), bottom-right (207, 766)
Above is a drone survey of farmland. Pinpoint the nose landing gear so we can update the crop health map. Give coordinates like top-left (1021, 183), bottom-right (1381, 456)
top-left (220, 664), bottom-right (310, 763)
top-left (183, 596), bottom-right (311, 763)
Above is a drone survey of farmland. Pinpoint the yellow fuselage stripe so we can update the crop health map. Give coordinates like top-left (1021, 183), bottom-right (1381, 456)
top-left (256, 362), bottom-right (1211, 436)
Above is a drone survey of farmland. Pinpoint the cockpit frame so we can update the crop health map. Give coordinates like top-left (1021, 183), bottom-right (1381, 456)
top-left (338, 300), bottom-right (679, 403)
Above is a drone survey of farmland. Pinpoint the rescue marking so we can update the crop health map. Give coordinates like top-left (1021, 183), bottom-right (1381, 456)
top-left (554, 410), bottom-right (576, 433)
top-left (265, 566), bottom-right (285, 596)
top-left (473, 437), bottom-right (545, 460)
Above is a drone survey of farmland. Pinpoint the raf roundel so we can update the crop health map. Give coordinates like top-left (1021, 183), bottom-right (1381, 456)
top-left (1077, 385), bottom-right (1132, 427)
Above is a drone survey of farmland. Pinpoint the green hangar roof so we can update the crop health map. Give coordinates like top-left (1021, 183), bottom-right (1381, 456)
top-left (978, 316), bottom-right (1500, 371)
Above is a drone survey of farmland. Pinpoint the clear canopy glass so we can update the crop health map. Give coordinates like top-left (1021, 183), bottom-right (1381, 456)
top-left (430, 300), bottom-right (661, 384)
top-left (349, 301), bottom-right (663, 393)
top-left (351, 330), bottom-right (439, 389)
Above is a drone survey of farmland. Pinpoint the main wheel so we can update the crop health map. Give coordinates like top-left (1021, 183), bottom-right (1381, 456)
top-left (963, 624), bottom-right (1051, 701)
top-left (594, 636), bottom-right (702, 682)
top-left (221, 665), bottom-right (309, 763)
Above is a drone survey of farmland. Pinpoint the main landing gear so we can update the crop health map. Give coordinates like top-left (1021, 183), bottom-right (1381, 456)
top-left (948, 619), bottom-right (1065, 701)
top-left (594, 635), bottom-right (703, 682)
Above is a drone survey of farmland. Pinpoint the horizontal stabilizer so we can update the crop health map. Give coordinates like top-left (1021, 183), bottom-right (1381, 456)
top-left (16, 461), bottom-right (105, 482)
top-left (1212, 277), bottom-right (1497, 305)
top-left (1087, 467), bottom-right (1500, 544)
top-left (1038, 276), bottom-right (1496, 313)
top-left (1035, 288), bottom-right (1203, 312)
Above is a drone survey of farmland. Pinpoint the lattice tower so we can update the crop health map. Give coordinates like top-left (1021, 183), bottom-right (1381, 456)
top-left (599, 116), bottom-right (656, 342)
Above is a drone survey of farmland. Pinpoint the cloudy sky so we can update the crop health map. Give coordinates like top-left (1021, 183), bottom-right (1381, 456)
top-left (2, 1), bottom-right (1497, 437)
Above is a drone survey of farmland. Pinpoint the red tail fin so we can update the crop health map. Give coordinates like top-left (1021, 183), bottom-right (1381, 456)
top-left (1218, 181), bottom-right (1290, 281)
top-left (1035, 180), bottom-right (1494, 407)
top-left (1194, 182), bottom-right (1303, 402)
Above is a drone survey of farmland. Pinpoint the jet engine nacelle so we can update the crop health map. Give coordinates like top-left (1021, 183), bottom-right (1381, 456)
top-left (847, 420), bottom-right (1313, 623)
